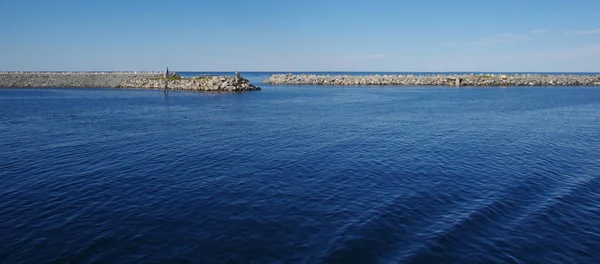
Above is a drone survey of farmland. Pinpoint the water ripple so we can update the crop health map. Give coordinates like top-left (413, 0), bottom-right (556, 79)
top-left (1, 86), bottom-right (599, 263)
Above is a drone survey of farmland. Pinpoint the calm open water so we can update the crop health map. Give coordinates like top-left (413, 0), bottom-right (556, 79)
top-left (1, 79), bottom-right (600, 263)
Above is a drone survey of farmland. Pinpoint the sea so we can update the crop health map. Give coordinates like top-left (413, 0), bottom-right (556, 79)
top-left (1, 72), bottom-right (599, 264)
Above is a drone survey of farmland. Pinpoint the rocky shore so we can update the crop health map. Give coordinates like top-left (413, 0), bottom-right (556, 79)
top-left (0, 72), bottom-right (261, 92)
top-left (120, 75), bottom-right (260, 91)
top-left (264, 74), bottom-right (600, 86)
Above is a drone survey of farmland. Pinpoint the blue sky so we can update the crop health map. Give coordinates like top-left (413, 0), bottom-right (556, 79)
top-left (1, 0), bottom-right (600, 71)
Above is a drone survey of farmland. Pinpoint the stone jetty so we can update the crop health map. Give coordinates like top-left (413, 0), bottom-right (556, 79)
top-left (0, 72), bottom-right (261, 92)
top-left (120, 75), bottom-right (260, 92)
top-left (264, 74), bottom-right (600, 86)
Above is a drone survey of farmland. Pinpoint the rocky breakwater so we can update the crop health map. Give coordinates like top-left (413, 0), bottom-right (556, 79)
top-left (0, 72), bottom-right (261, 92)
top-left (264, 74), bottom-right (600, 86)
top-left (119, 75), bottom-right (261, 92)
top-left (0, 72), bottom-right (163, 88)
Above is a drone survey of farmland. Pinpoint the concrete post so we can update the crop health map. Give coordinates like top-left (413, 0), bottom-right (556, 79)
top-left (455, 77), bottom-right (461, 87)
top-left (235, 72), bottom-right (241, 79)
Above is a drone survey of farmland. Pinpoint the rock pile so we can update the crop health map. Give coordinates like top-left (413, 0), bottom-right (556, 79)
top-left (119, 76), bottom-right (261, 91)
top-left (0, 72), bottom-right (261, 92)
top-left (264, 74), bottom-right (600, 86)
top-left (167, 72), bottom-right (181, 78)
top-left (0, 72), bottom-right (161, 88)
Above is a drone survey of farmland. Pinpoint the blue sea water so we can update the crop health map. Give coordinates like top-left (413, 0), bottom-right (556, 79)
top-left (1, 75), bottom-right (600, 263)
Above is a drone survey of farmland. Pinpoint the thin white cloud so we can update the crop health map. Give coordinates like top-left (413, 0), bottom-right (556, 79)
top-left (567, 29), bottom-right (600, 35)
top-left (473, 33), bottom-right (530, 45)
top-left (347, 54), bottom-right (386, 60)
top-left (424, 44), bottom-right (600, 72)
top-left (529, 29), bottom-right (549, 34)
top-left (528, 44), bottom-right (600, 60)
top-left (444, 29), bottom-right (546, 46)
